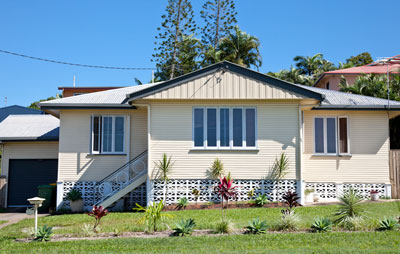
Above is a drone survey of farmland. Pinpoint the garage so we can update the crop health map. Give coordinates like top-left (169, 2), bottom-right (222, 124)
top-left (7, 159), bottom-right (58, 206)
top-left (0, 114), bottom-right (60, 208)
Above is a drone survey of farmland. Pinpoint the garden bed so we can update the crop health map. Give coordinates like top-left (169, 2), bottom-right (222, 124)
top-left (163, 201), bottom-right (288, 211)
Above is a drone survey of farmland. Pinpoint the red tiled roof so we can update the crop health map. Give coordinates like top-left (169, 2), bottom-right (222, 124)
top-left (325, 55), bottom-right (400, 75)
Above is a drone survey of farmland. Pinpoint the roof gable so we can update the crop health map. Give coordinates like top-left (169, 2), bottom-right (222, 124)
top-left (127, 61), bottom-right (324, 101)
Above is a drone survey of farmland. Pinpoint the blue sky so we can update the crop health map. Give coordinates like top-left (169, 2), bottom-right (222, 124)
top-left (0, 0), bottom-right (399, 107)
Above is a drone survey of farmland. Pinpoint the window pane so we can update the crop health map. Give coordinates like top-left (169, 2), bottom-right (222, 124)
top-left (92, 116), bottom-right (101, 152)
top-left (114, 117), bottom-right (124, 152)
top-left (206, 109), bottom-right (217, 147)
top-left (194, 108), bottom-right (204, 147)
top-left (220, 108), bottom-right (230, 147)
top-left (327, 118), bottom-right (336, 153)
top-left (339, 118), bottom-right (348, 153)
top-left (233, 109), bottom-right (243, 147)
top-left (246, 109), bottom-right (256, 147)
top-left (102, 116), bottom-right (113, 152)
top-left (314, 118), bottom-right (324, 153)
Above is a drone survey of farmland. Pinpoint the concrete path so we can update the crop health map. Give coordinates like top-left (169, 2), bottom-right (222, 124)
top-left (0, 213), bottom-right (49, 230)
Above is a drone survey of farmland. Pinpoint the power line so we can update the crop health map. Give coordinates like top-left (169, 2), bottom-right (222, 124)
top-left (0, 49), bottom-right (155, 70)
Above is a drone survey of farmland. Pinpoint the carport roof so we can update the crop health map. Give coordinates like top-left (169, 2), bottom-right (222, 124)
top-left (0, 115), bottom-right (59, 141)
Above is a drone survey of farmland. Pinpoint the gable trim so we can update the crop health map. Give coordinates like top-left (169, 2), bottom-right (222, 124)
top-left (126, 61), bottom-right (324, 101)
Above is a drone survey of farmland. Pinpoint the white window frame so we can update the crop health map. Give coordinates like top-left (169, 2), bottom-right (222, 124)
top-left (313, 116), bottom-right (350, 156)
top-left (192, 107), bottom-right (257, 150)
top-left (91, 115), bottom-right (126, 154)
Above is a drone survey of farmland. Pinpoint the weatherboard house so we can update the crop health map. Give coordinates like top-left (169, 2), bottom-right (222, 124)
top-left (0, 61), bottom-right (399, 210)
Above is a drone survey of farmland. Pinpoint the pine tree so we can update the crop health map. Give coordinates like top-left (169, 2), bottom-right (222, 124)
top-left (152, 0), bottom-right (197, 80)
top-left (200, 0), bottom-right (237, 49)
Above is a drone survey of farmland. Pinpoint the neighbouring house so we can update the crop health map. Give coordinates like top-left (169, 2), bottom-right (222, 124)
top-left (0, 115), bottom-right (59, 207)
top-left (0, 105), bottom-right (43, 123)
top-left (314, 55), bottom-right (400, 90)
top-left (59, 86), bottom-right (125, 98)
top-left (1, 61), bottom-right (400, 210)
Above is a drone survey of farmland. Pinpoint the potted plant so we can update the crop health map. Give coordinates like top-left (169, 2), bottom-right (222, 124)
top-left (66, 189), bottom-right (84, 212)
top-left (304, 188), bottom-right (315, 203)
top-left (370, 190), bottom-right (380, 201)
top-left (313, 192), bottom-right (320, 203)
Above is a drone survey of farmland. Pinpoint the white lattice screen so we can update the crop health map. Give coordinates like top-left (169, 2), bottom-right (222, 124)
top-left (150, 179), bottom-right (298, 205)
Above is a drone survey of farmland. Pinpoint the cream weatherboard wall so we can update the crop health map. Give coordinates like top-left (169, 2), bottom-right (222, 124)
top-left (302, 110), bottom-right (390, 184)
top-left (58, 108), bottom-right (147, 182)
top-left (148, 101), bottom-right (300, 180)
top-left (142, 70), bottom-right (307, 100)
top-left (1, 141), bottom-right (59, 179)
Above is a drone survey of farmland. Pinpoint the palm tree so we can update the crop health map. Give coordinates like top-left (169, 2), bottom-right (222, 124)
top-left (217, 26), bottom-right (262, 69)
top-left (293, 53), bottom-right (327, 76)
top-left (155, 154), bottom-right (173, 202)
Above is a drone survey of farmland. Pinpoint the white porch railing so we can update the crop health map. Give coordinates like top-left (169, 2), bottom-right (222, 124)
top-left (94, 150), bottom-right (148, 206)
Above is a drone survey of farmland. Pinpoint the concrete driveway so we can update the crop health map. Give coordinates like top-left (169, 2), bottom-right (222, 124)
top-left (0, 212), bottom-right (49, 229)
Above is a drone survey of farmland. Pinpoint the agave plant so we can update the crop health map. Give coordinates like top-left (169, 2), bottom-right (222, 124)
top-left (33, 225), bottom-right (53, 242)
top-left (377, 217), bottom-right (400, 231)
top-left (87, 205), bottom-right (108, 233)
top-left (173, 218), bottom-right (196, 236)
top-left (311, 217), bottom-right (333, 233)
top-left (177, 197), bottom-right (188, 210)
top-left (255, 194), bottom-right (268, 207)
top-left (245, 218), bottom-right (268, 234)
top-left (134, 201), bottom-right (174, 233)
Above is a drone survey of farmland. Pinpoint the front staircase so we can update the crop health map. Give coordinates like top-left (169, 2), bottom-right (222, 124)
top-left (94, 150), bottom-right (148, 208)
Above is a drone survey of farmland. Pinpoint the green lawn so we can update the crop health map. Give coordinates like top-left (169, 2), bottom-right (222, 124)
top-left (0, 201), bottom-right (399, 253)
top-left (0, 220), bottom-right (7, 225)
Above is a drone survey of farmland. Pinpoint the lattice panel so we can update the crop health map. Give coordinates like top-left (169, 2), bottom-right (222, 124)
top-left (305, 182), bottom-right (337, 199)
top-left (61, 181), bottom-right (146, 210)
top-left (150, 179), bottom-right (298, 205)
top-left (343, 183), bottom-right (387, 199)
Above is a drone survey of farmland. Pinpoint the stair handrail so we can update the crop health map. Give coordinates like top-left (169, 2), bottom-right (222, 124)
top-left (96, 150), bottom-right (148, 186)
top-left (94, 150), bottom-right (148, 205)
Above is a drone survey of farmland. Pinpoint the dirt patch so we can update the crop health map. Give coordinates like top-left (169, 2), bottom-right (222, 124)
top-left (163, 202), bottom-right (288, 211)
top-left (15, 229), bottom-right (247, 242)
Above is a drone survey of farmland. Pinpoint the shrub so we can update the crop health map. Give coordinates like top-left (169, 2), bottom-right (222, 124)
top-left (275, 210), bottom-right (300, 231)
top-left (192, 189), bottom-right (200, 204)
top-left (334, 189), bottom-right (364, 226)
top-left (173, 218), bottom-right (196, 236)
top-left (66, 189), bottom-right (82, 201)
top-left (81, 223), bottom-right (96, 236)
top-left (377, 217), bottom-right (400, 231)
top-left (177, 197), bottom-right (188, 210)
top-left (245, 218), bottom-right (268, 234)
top-left (343, 216), bottom-right (365, 231)
top-left (33, 225), bottom-right (53, 242)
top-left (282, 191), bottom-right (300, 210)
top-left (269, 152), bottom-right (289, 180)
top-left (87, 205), bottom-right (108, 233)
top-left (311, 217), bottom-right (333, 233)
top-left (210, 158), bottom-right (224, 179)
top-left (215, 174), bottom-right (238, 219)
top-left (254, 194), bottom-right (268, 207)
top-left (247, 188), bottom-right (255, 199)
top-left (215, 219), bottom-right (234, 234)
top-left (134, 201), bottom-right (173, 233)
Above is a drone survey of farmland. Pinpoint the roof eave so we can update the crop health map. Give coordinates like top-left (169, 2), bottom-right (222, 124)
top-left (312, 105), bottom-right (400, 110)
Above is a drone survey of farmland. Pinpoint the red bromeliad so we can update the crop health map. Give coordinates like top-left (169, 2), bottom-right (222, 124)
top-left (87, 205), bottom-right (108, 232)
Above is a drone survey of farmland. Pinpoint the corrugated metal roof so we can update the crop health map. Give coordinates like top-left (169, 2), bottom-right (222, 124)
top-left (0, 115), bottom-right (59, 141)
top-left (0, 105), bottom-right (43, 122)
top-left (37, 62), bottom-right (400, 110)
top-left (39, 83), bottom-right (160, 107)
top-left (298, 85), bottom-right (400, 109)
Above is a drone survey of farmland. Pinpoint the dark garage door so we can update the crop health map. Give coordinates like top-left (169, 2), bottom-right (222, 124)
top-left (8, 159), bottom-right (58, 206)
